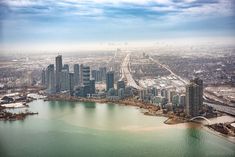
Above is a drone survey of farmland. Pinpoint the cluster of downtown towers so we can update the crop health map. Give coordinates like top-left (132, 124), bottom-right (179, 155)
top-left (41, 55), bottom-right (116, 97)
top-left (41, 55), bottom-right (203, 117)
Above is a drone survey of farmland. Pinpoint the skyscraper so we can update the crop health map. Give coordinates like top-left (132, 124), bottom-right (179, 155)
top-left (82, 66), bottom-right (90, 86)
top-left (91, 70), bottom-right (97, 80)
top-left (190, 77), bottom-right (203, 109)
top-left (46, 64), bottom-right (55, 93)
top-left (106, 71), bottom-right (114, 91)
top-left (74, 64), bottom-right (80, 86)
top-left (41, 69), bottom-right (46, 86)
top-left (69, 73), bottom-right (74, 95)
top-left (55, 55), bottom-right (62, 92)
top-left (63, 64), bottom-right (69, 72)
top-left (80, 64), bottom-right (83, 85)
top-left (60, 69), bottom-right (69, 91)
top-left (186, 82), bottom-right (200, 117)
top-left (99, 67), bottom-right (107, 81)
top-left (89, 78), bottom-right (96, 95)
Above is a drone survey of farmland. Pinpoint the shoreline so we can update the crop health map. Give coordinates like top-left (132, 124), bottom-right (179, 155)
top-left (44, 95), bottom-right (235, 140)
top-left (203, 125), bottom-right (235, 144)
top-left (44, 95), bottom-right (188, 125)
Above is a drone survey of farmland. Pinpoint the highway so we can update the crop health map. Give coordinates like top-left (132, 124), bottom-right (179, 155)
top-left (149, 55), bottom-right (235, 116)
top-left (121, 53), bottom-right (143, 90)
top-left (204, 102), bottom-right (235, 116)
top-left (149, 56), bottom-right (188, 84)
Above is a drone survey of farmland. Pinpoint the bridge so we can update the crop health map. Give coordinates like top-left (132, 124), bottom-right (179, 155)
top-left (190, 116), bottom-right (211, 125)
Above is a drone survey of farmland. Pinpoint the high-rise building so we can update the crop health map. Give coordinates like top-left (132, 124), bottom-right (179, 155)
top-left (60, 69), bottom-right (69, 91)
top-left (117, 80), bottom-right (125, 91)
top-left (99, 67), bottom-right (107, 81)
top-left (106, 71), bottom-right (114, 91)
top-left (46, 64), bottom-right (55, 93)
top-left (89, 79), bottom-right (96, 94)
top-left (118, 88), bottom-right (125, 99)
top-left (69, 73), bottom-right (74, 94)
top-left (82, 66), bottom-right (90, 86)
top-left (55, 55), bottom-right (62, 92)
top-left (63, 64), bottom-right (69, 72)
top-left (186, 82), bottom-right (200, 117)
top-left (74, 64), bottom-right (80, 86)
top-left (80, 64), bottom-right (83, 85)
top-left (190, 77), bottom-right (203, 109)
top-left (92, 70), bottom-right (102, 82)
top-left (41, 69), bottom-right (46, 86)
top-left (91, 70), bottom-right (97, 80)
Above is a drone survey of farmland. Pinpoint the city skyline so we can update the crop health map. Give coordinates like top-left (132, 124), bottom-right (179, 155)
top-left (1, 0), bottom-right (235, 52)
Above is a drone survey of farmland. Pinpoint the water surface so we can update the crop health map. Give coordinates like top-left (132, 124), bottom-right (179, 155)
top-left (0, 100), bottom-right (234, 157)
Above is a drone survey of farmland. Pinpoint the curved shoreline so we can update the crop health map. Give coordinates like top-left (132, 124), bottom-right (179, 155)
top-left (44, 95), bottom-right (187, 124)
top-left (43, 95), bottom-right (235, 142)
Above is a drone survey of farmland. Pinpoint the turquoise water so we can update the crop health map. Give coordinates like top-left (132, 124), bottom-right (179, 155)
top-left (0, 100), bottom-right (234, 157)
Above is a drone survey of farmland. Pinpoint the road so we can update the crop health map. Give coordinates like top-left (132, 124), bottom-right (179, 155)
top-left (205, 102), bottom-right (235, 116)
top-left (149, 56), bottom-right (188, 84)
top-left (121, 53), bottom-right (142, 90)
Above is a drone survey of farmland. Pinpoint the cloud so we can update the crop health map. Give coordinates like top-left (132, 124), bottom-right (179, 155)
top-left (0, 0), bottom-right (234, 46)
top-left (1, 0), bottom-right (234, 20)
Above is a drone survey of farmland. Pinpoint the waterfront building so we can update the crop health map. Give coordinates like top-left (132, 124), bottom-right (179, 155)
top-left (117, 80), bottom-right (125, 91)
top-left (91, 70), bottom-right (102, 82)
top-left (41, 69), bottom-right (46, 86)
top-left (91, 70), bottom-right (97, 80)
top-left (89, 79), bottom-right (96, 94)
top-left (74, 85), bottom-right (85, 97)
top-left (46, 64), bottom-right (55, 93)
top-left (106, 71), bottom-right (114, 91)
top-left (80, 64), bottom-right (83, 85)
top-left (186, 82), bottom-right (200, 117)
top-left (74, 85), bottom-right (90, 97)
top-left (55, 55), bottom-right (62, 92)
top-left (99, 67), bottom-right (107, 81)
top-left (118, 88), bottom-right (125, 99)
top-left (91, 92), bottom-right (106, 99)
top-left (107, 88), bottom-right (116, 96)
top-left (69, 73), bottom-right (74, 95)
top-left (74, 64), bottom-right (80, 86)
top-left (190, 77), bottom-right (203, 109)
top-left (60, 69), bottom-right (69, 91)
top-left (124, 86), bottom-right (133, 97)
top-left (63, 64), bottom-right (69, 72)
top-left (82, 66), bottom-right (90, 86)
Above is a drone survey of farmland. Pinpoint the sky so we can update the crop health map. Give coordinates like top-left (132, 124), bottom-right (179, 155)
top-left (0, 0), bottom-right (235, 52)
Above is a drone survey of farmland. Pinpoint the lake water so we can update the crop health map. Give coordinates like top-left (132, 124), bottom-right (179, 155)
top-left (0, 100), bottom-right (234, 157)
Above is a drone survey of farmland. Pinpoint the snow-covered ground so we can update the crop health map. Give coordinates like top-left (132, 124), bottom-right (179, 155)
top-left (1, 103), bottom-right (26, 108)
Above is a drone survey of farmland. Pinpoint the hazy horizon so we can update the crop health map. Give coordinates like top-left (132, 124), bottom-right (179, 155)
top-left (1, 0), bottom-right (235, 53)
